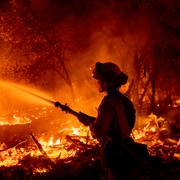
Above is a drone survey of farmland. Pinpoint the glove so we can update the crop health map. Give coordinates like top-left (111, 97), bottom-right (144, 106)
top-left (54, 101), bottom-right (61, 107)
top-left (77, 112), bottom-right (95, 126)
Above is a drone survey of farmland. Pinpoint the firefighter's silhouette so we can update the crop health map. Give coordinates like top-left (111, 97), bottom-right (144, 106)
top-left (77, 62), bottom-right (149, 180)
top-left (55, 62), bottom-right (149, 180)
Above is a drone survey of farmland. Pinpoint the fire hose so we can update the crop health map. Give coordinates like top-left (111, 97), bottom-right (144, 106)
top-left (54, 101), bottom-right (95, 126)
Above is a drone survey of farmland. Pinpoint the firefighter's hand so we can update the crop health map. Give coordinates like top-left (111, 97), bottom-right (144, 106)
top-left (54, 101), bottom-right (61, 107)
top-left (77, 112), bottom-right (89, 126)
top-left (77, 112), bottom-right (95, 126)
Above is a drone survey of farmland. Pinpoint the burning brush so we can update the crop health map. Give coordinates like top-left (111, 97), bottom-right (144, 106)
top-left (0, 80), bottom-right (179, 179)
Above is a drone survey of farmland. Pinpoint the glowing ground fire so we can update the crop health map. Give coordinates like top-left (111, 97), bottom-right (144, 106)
top-left (0, 81), bottom-right (179, 174)
top-left (0, 80), bottom-right (97, 168)
top-left (0, 111), bottom-right (179, 170)
top-left (0, 124), bottom-right (96, 167)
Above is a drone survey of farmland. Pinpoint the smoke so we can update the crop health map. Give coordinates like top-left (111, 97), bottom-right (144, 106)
top-left (0, 0), bottom-right (179, 135)
top-left (0, 0), bottom-right (9, 9)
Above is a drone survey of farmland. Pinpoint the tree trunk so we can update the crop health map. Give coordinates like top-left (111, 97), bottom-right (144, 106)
top-left (139, 75), bottom-right (151, 107)
top-left (150, 75), bottom-right (156, 113)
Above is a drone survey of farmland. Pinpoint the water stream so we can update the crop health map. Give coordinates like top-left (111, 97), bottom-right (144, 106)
top-left (0, 80), bottom-right (55, 106)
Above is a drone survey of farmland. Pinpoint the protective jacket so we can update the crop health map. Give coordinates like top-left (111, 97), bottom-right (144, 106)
top-left (91, 90), bottom-right (134, 145)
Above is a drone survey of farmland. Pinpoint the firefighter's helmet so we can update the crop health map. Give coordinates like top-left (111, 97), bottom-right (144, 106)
top-left (92, 62), bottom-right (128, 86)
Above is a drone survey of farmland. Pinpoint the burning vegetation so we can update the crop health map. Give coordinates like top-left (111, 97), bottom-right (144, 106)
top-left (0, 83), bottom-right (179, 179)
top-left (0, 0), bottom-right (179, 179)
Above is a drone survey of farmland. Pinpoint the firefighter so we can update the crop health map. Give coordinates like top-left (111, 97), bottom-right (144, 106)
top-left (77, 62), bottom-right (140, 180)
top-left (54, 62), bottom-right (154, 179)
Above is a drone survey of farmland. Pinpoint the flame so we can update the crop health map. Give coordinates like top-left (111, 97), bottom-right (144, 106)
top-left (0, 125), bottom-right (96, 168)
top-left (0, 113), bottom-right (31, 125)
top-left (132, 113), bottom-right (180, 160)
top-left (0, 105), bottom-right (179, 173)
top-left (33, 168), bottom-right (49, 174)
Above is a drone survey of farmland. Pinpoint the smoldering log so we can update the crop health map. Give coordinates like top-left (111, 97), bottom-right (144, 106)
top-left (30, 132), bottom-right (48, 157)
top-left (0, 139), bottom-right (27, 152)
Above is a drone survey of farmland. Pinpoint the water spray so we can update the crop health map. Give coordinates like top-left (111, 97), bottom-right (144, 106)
top-left (14, 85), bottom-right (55, 106)
top-left (0, 80), bottom-right (95, 126)
top-left (0, 80), bottom-right (55, 106)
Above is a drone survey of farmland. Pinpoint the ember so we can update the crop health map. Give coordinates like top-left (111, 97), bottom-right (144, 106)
top-left (0, 0), bottom-right (179, 179)
top-left (133, 113), bottom-right (180, 161)
top-left (0, 81), bottom-right (179, 174)
top-left (0, 113), bottom-right (31, 125)
top-left (0, 108), bottom-right (179, 169)
top-left (0, 109), bottom-right (97, 167)
top-left (0, 81), bottom-right (179, 179)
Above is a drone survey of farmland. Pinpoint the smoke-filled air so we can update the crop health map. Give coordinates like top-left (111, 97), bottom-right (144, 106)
top-left (0, 0), bottom-right (179, 178)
